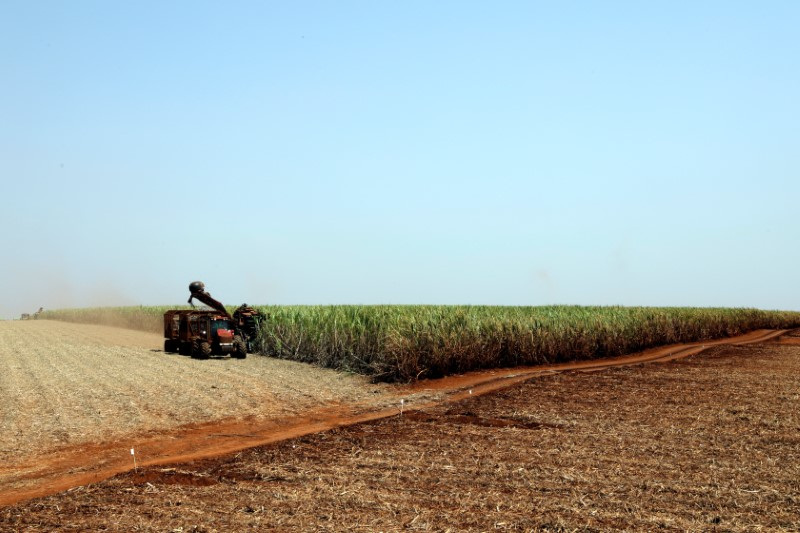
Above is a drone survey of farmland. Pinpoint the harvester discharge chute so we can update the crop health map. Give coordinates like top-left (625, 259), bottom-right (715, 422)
top-left (188, 281), bottom-right (231, 319)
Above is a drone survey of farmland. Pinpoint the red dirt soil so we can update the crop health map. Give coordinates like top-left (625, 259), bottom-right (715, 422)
top-left (0, 328), bottom-right (790, 508)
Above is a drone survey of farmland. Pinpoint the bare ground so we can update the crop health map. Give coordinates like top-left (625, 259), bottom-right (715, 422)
top-left (1, 327), bottom-right (799, 531)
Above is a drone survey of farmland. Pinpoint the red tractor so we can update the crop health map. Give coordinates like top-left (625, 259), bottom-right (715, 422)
top-left (163, 310), bottom-right (247, 359)
top-left (163, 282), bottom-right (264, 360)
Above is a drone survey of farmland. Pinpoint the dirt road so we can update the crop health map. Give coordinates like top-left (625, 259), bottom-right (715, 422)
top-left (0, 320), bottom-right (794, 509)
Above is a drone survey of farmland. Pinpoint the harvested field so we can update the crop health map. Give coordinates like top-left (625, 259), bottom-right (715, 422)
top-left (1, 323), bottom-right (799, 530)
top-left (0, 320), bottom-right (394, 466)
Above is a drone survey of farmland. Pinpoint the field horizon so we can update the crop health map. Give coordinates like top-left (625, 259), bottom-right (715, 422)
top-left (39, 304), bottom-right (800, 382)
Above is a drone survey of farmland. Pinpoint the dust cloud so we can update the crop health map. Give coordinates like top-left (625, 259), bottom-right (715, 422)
top-left (1, 265), bottom-right (136, 320)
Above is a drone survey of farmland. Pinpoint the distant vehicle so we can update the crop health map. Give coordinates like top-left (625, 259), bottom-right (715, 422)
top-left (163, 282), bottom-right (264, 359)
top-left (20, 307), bottom-right (44, 320)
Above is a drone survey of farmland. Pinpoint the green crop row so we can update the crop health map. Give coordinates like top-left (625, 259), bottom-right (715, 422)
top-left (41, 305), bottom-right (800, 382)
top-left (254, 305), bottom-right (800, 381)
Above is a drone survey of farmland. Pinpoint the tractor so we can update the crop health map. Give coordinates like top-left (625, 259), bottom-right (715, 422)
top-left (163, 282), bottom-right (264, 360)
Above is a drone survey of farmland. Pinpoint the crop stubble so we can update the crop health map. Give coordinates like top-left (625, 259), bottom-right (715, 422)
top-left (0, 320), bottom-right (391, 467)
top-left (1, 324), bottom-right (799, 530)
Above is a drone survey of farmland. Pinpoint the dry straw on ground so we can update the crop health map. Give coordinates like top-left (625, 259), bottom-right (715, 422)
top-left (3, 339), bottom-right (799, 531)
top-left (0, 320), bottom-right (391, 468)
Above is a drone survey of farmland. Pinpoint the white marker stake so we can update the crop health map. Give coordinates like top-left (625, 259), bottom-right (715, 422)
top-left (131, 448), bottom-right (137, 472)
top-left (400, 399), bottom-right (404, 415)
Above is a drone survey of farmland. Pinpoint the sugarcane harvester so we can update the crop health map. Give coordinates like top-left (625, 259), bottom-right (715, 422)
top-left (163, 282), bottom-right (265, 360)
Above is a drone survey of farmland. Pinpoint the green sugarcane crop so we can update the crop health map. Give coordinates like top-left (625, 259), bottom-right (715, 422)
top-left (41, 305), bottom-right (800, 382)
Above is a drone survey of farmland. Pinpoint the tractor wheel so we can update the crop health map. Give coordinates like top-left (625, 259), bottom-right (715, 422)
top-left (200, 342), bottom-right (212, 358)
top-left (232, 336), bottom-right (247, 359)
top-left (191, 339), bottom-right (211, 359)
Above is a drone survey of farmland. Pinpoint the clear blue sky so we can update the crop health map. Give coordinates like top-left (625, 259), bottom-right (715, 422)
top-left (2, 1), bottom-right (799, 318)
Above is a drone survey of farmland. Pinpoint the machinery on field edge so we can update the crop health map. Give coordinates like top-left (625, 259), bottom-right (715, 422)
top-left (163, 282), bottom-right (265, 360)
top-left (20, 307), bottom-right (44, 320)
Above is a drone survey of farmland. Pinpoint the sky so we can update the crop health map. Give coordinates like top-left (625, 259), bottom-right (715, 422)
top-left (2, 1), bottom-right (799, 318)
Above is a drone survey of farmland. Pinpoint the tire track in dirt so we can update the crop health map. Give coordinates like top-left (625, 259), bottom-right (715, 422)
top-left (0, 327), bottom-right (792, 508)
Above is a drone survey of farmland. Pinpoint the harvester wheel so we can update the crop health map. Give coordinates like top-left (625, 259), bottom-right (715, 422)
top-left (179, 341), bottom-right (191, 356)
top-left (232, 336), bottom-right (247, 359)
top-left (164, 340), bottom-right (176, 353)
top-left (192, 339), bottom-right (211, 359)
